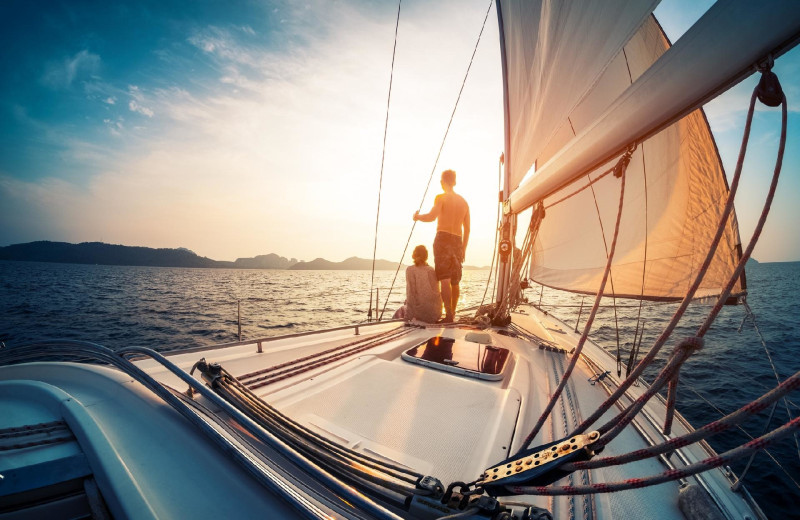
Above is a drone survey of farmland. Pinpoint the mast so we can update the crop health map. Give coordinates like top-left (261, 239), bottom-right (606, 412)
top-left (494, 0), bottom-right (513, 307)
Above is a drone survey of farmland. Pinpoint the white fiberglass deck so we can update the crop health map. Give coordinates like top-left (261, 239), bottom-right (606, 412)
top-left (0, 306), bottom-right (762, 519)
top-left (135, 306), bottom-right (762, 519)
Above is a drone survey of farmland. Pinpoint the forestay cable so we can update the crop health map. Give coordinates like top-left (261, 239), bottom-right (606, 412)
top-left (369, 0), bottom-right (402, 322)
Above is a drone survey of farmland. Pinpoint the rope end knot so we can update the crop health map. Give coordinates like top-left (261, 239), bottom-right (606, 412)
top-left (676, 336), bottom-right (704, 353)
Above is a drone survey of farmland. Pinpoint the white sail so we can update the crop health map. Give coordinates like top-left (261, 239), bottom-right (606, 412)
top-left (498, 0), bottom-right (659, 194)
top-left (505, 0), bottom-right (800, 209)
top-left (525, 16), bottom-right (744, 301)
top-left (492, 0), bottom-right (800, 300)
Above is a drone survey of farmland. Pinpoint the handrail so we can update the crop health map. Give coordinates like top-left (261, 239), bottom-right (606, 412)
top-left (159, 320), bottom-right (407, 357)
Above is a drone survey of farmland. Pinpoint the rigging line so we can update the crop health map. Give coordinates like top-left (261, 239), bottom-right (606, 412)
top-left (495, 210), bottom-right (538, 318)
top-left (693, 87), bottom-right (786, 342)
top-left (683, 382), bottom-right (800, 492)
top-left (536, 301), bottom-right (673, 308)
top-left (564, 367), bottom-right (800, 471)
top-left (509, 417), bottom-right (800, 496)
top-left (378, 0), bottom-right (495, 320)
top-left (587, 170), bottom-right (622, 376)
top-left (494, 216), bottom-right (529, 318)
top-left (628, 142), bottom-right (648, 378)
top-left (478, 154), bottom-right (504, 313)
top-left (516, 162), bottom-right (628, 454)
top-left (369, 0), bottom-right (402, 321)
top-left (743, 298), bottom-right (800, 462)
top-left (568, 84), bottom-right (761, 437)
top-left (593, 338), bottom-right (701, 448)
top-left (575, 74), bottom-right (789, 443)
top-left (544, 165), bottom-right (615, 210)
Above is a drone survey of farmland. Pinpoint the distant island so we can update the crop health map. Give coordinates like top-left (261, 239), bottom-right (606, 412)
top-left (0, 241), bottom-right (487, 270)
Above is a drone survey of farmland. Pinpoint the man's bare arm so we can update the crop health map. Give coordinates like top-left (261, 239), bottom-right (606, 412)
top-left (413, 197), bottom-right (442, 222)
top-left (461, 207), bottom-right (470, 261)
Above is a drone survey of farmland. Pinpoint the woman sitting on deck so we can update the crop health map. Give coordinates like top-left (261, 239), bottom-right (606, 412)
top-left (402, 245), bottom-right (442, 323)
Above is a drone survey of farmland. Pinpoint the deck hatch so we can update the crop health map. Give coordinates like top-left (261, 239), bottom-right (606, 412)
top-left (401, 336), bottom-right (510, 381)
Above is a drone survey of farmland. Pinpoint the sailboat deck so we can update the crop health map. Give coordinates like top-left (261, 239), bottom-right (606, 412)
top-left (134, 306), bottom-right (763, 519)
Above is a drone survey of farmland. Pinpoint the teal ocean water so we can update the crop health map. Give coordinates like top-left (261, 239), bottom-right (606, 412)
top-left (1, 260), bottom-right (798, 518)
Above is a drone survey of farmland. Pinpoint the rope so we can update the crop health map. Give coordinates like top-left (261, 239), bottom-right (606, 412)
top-left (508, 417), bottom-right (800, 496)
top-left (562, 369), bottom-right (800, 471)
top-left (369, 0), bottom-right (402, 322)
top-left (569, 78), bottom-right (766, 438)
top-left (477, 154), bottom-right (504, 313)
top-left (0, 420), bottom-right (67, 438)
top-left (517, 155), bottom-right (630, 453)
top-left (683, 383), bottom-right (800, 492)
top-left (493, 203), bottom-right (542, 320)
top-left (0, 341), bottom-right (406, 519)
top-left (379, 0), bottom-right (494, 320)
top-left (244, 327), bottom-right (414, 389)
top-left (593, 337), bottom-right (703, 449)
top-left (662, 372), bottom-right (679, 435)
top-left (586, 169), bottom-right (622, 376)
top-left (237, 326), bottom-right (406, 380)
top-left (626, 142), bottom-right (649, 378)
top-left (0, 435), bottom-right (75, 451)
top-left (218, 369), bottom-right (423, 485)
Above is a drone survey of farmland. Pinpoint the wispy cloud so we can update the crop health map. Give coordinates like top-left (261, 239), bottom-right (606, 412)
top-left (127, 86), bottom-right (155, 117)
top-left (41, 49), bottom-right (101, 89)
top-left (4, 1), bottom-right (506, 262)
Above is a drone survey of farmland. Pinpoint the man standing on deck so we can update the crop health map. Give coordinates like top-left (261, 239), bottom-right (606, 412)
top-left (413, 169), bottom-right (470, 323)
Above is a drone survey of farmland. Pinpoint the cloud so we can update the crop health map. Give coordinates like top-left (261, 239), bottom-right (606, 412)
top-left (128, 100), bottom-right (154, 117)
top-left (187, 26), bottom-right (260, 68)
top-left (104, 97), bottom-right (116, 105)
top-left (127, 85), bottom-right (155, 117)
top-left (6, 1), bottom-right (506, 263)
top-left (103, 118), bottom-right (124, 136)
top-left (41, 50), bottom-right (101, 89)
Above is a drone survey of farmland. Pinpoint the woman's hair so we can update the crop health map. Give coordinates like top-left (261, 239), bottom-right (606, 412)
top-left (412, 245), bottom-right (428, 266)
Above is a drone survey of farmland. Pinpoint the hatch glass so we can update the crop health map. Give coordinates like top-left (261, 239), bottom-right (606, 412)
top-left (402, 336), bottom-right (511, 381)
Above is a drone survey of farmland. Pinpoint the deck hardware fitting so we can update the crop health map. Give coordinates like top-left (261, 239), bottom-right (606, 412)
top-left (479, 431), bottom-right (600, 495)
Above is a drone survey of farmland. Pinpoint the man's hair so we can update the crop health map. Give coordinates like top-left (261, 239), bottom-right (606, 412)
top-left (441, 169), bottom-right (456, 186)
top-left (412, 245), bottom-right (428, 266)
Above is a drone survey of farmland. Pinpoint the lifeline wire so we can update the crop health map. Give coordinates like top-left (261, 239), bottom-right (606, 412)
top-left (477, 153), bottom-right (504, 313)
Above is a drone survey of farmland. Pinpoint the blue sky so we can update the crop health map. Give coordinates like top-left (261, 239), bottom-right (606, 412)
top-left (1, 0), bottom-right (798, 264)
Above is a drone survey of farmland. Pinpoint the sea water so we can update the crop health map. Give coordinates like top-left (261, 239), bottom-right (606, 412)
top-left (1, 260), bottom-right (798, 519)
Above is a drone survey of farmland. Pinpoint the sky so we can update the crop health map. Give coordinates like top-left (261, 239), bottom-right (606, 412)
top-left (0, 0), bottom-right (798, 265)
